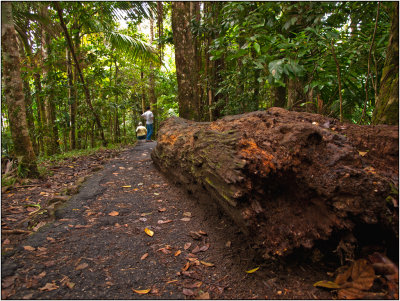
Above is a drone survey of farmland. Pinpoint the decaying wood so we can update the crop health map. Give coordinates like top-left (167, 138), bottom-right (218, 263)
top-left (152, 107), bottom-right (399, 258)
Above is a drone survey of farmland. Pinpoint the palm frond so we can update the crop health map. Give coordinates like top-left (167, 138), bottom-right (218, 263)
top-left (107, 32), bottom-right (158, 63)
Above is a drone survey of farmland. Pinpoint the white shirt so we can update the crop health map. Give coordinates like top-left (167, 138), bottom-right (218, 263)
top-left (141, 110), bottom-right (154, 125)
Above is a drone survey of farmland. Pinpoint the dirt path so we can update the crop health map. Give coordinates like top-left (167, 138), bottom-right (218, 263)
top-left (2, 142), bottom-right (332, 299)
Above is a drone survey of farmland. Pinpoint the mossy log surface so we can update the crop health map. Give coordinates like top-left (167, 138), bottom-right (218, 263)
top-left (151, 107), bottom-right (398, 258)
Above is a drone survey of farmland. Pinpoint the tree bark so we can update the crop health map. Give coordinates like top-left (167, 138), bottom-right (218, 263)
top-left (372, 2), bottom-right (399, 125)
top-left (1, 1), bottom-right (38, 177)
top-left (152, 107), bottom-right (398, 258)
top-left (171, 1), bottom-right (200, 121)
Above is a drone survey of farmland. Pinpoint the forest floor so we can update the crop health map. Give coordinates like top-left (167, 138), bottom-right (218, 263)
top-left (2, 141), bottom-right (345, 299)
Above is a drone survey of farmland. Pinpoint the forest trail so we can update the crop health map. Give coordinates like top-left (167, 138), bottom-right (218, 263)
top-left (2, 142), bottom-right (332, 300)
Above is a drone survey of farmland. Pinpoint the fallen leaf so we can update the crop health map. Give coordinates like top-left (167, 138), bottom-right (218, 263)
top-left (175, 250), bottom-right (182, 256)
top-left (47, 237), bottom-right (56, 243)
top-left (75, 263), bottom-right (89, 270)
top-left (180, 217), bottom-right (191, 222)
top-left (109, 211), bottom-right (119, 216)
top-left (141, 212), bottom-right (152, 216)
top-left (119, 167), bottom-right (125, 170)
top-left (23, 246), bottom-right (35, 251)
top-left (197, 291), bottom-right (210, 299)
top-left (141, 253), bottom-right (149, 260)
top-left (182, 262), bottom-right (190, 271)
top-left (139, 217), bottom-right (147, 222)
top-left (37, 247), bottom-right (47, 252)
top-left (200, 261), bottom-right (214, 267)
top-left (39, 282), bottom-right (59, 291)
top-left (199, 244), bottom-right (210, 252)
top-left (132, 288), bottom-right (151, 294)
top-left (192, 246), bottom-right (201, 253)
top-left (358, 151), bottom-right (368, 157)
top-left (37, 271), bottom-right (46, 279)
top-left (122, 185), bottom-right (131, 188)
top-left (65, 281), bottom-right (75, 289)
top-left (154, 193), bottom-right (160, 196)
top-left (246, 266), bottom-right (260, 273)
top-left (225, 241), bottom-right (231, 247)
top-left (145, 228), bottom-right (154, 237)
top-left (313, 280), bottom-right (341, 289)
top-left (156, 199), bottom-right (163, 202)
top-left (183, 288), bottom-right (195, 296)
top-left (338, 287), bottom-right (366, 300)
top-left (68, 166), bottom-right (74, 168)
top-left (158, 219), bottom-right (173, 224)
top-left (198, 230), bottom-right (207, 235)
top-left (158, 207), bottom-right (166, 212)
top-left (184, 242), bottom-right (192, 250)
top-left (3, 238), bottom-right (10, 245)
top-left (183, 212), bottom-right (192, 217)
top-left (350, 259), bottom-right (375, 290)
top-left (184, 281), bottom-right (203, 288)
top-left (158, 247), bottom-right (171, 254)
top-left (2, 276), bottom-right (17, 288)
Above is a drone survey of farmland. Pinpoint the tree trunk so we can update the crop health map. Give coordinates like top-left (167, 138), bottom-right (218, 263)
top-left (1, 1), bottom-right (38, 177)
top-left (41, 4), bottom-right (59, 155)
top-left (149, 17), bottom-right (157, 134)
top-left (272, 85), bottom-right (286, 108)
top-left (152, 108), bottom-right (398, 258)
top-left (171, 1), bottom-right (200, 121)
top-left (372, 2), bottom-right (399, 125)
top-left (54, 2), bottom-right (107, 146)
top-left (67, 49), bottom-right (77, 150)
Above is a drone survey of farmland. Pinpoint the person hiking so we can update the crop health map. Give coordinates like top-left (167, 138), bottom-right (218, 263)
top-left (136, 122), bottom-right (147, 141)
top-left (141, 106), bottom-right (154, 142)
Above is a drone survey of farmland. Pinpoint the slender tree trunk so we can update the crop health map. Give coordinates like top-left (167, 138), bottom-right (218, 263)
top-left (141, 69), bottom-right (146, 113)
top-left (272, 85), bottom-right (287, 108)
top-left (54, 2), bottom-right (107, 146)
top-left (33, 73), bottom-right (46, 154)
top-left (157, 2), bottom-right (164, 65)
top-left (372, 2), bottom-right (399, 125)
top-left (114, 59), bottom-right (120, 143)
top-left (1, 1), bottom-right (38, 176)
top-left (149, 17), bottom-right (157, 133)
top-left (67, 49), bottom-right (77, 149)
top-left (41, 4), bottom-right (59, 155)
top-left (331, 40), bottom-right (343, 123)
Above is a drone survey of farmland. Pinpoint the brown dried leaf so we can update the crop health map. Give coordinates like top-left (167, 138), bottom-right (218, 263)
top-left (199, 244), bottom-right (210, 252)
top-left (200, 261), bottom-right (214, 267)
top-left (182, 262), bottom-right (190, 271)
top-left (180, 217), bottom-right (191, 222)
top-left (157, 219), bottom-right (173, 224)
top-left (192, 245), bottom-right (201, 254)
top-left (3, 238), bottom-right (10, 245)
top-left (198, 230), bottom-right (207, 235)
top-left (197, 291), bottom-right (210, 299)
top-left (23, 246), bottom-right (35, 251)
top-left (109, 211), bottom-right (119, 216)
top-left (335, 265), bottom-right (352, 285)
top-left (338, 287), bottom-right (366, 300)
top-left (350, 259), bottom-right (375, 290)
top-left (46, 237), bottom-right (56, 243)
top-left (39, 282), bottom-right (59, 291)
top-left (65, 281), bottom-right (75, 289)
top-left (175, 250), bottom-right (182, 256)
top-left (183, 288), bottom-right (195, 296)
top-left (184, 243), bottom-right (192, 250)
top-left (75, 262), bottom-right (89, 270)
top-left (158, 207), bottom-right (166, 212)
top-left (141, 253), bottom-right (149, 260)
top-left (183, 212), bottom-right (192, 217)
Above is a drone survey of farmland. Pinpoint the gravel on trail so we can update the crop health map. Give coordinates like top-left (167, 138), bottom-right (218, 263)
top-left (2, 141), bottom-right (332, 300)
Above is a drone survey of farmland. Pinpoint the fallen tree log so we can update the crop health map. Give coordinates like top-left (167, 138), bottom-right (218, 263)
top-left (151, 107), bottom-right (398, 258)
